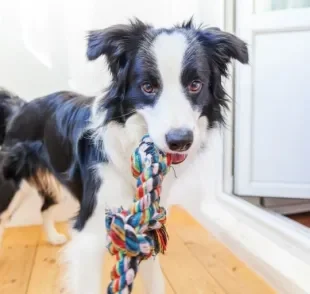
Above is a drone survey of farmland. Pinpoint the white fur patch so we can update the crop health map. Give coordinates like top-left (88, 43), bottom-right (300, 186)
top-left (42, 205), bottom-right (67, 245)
top-left (137, 32), bottom-right (202, 153)
top-left (102, 114), bottom-right (147, 179)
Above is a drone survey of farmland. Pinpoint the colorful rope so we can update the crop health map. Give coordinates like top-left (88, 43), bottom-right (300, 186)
top-left (105, 135), bottom-right (172, 293)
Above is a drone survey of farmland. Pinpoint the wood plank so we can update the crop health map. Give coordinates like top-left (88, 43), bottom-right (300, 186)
top-left (27, 244), bottom-right (65, 294)
top-left (167, 205), bottom-right (200, 226)
top-left (175, 224), bottom-right (275, 294)
top-left (27, 223), bottom-right (69, 294)
top-left (288, 212), bottom-right (310, 228)
top-left (0, 226), bottom-right (41, 294)
top-left (2, 226), bottom-right (41, 246)
top-left (161, 228), bottom-right (226, 294)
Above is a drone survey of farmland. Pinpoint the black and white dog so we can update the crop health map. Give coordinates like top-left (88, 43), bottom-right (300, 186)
top-left (0, 19), bottom-right (248, 293)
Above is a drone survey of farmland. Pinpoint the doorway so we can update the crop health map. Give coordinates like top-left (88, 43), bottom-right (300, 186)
top-left (232, 0), bottom-right (310, 226)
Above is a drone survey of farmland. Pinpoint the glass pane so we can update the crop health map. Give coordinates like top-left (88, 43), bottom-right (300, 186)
top-left (255, 0), bottom-right (310, 13)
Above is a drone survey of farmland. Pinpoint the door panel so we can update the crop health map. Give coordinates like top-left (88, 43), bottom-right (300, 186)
top-left (234, 0), bottom-right (310, 198)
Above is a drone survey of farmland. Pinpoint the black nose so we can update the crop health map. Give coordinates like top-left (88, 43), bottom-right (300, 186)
top-left (165, 128), bottom-right (194, 152)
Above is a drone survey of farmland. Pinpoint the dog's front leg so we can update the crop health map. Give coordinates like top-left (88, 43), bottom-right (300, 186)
top-left (62, 204), bottom-right (107, 294)
top-left (139, 256), bottom-right (165, 294)
top-left (62, 162), bottom-right (136, 294)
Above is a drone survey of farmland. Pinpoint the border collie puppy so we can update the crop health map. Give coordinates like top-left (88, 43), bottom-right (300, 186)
top-left (1, 19), bottom-right (248, 294)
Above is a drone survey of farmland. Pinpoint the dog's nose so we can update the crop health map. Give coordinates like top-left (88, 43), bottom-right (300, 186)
top-left (165, 128), bottom-right (193, 152)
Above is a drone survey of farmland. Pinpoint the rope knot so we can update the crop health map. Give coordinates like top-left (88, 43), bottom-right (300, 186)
top-left (106, 212), bottom-right (154, 258)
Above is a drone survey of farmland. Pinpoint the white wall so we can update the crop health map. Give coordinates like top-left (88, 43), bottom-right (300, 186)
top-left (0, 0), bottom-right (202, 98)
top-left (0, 0), bottom-right (224, 226)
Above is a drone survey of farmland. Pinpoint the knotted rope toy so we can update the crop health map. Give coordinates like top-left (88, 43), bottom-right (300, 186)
top-left (105, 134), bottom-right (186, 293)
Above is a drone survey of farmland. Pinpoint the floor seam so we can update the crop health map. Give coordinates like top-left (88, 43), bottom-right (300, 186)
top-left (25, 228), bottom-right (41, 294)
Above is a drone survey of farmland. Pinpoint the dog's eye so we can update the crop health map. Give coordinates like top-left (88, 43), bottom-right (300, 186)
top-left (188, 80), bottom-right (202, 93)
top-left (141, 82), bottom-right (156, 94)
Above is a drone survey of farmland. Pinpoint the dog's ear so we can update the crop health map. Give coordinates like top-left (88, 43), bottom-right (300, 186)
top-left (86, 24), bottom-right (132, 61)
top-left (198, 27), bottom-right (248, 75)
top-left (86, 18), bottom-right (151, 76)
top-left (178, 19), bottom-right (248, 65)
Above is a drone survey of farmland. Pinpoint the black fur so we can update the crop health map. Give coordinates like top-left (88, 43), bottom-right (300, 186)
top-left (0, 152), bottom-right (20, 214)
top-left (0, 91), bottom-right (25, 215)
top-left (41, 194), bottom-right (57, 212)
top-left (0, 88), bottom-right (25, 145)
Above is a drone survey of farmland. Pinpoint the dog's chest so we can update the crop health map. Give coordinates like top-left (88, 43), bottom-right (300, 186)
top-left (96, 162), bottom-right (135, 209)
top-left (96, 113), bottom-right (191, 209)
top-left (96, 162), bottom-right (178, 213)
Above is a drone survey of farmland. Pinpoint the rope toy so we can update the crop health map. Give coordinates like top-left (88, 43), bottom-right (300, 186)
top-left (105, 134), bottom-right (175, 293)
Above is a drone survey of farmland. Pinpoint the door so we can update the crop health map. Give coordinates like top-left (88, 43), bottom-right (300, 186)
top-left (234, 0), bottom-right (310, 198)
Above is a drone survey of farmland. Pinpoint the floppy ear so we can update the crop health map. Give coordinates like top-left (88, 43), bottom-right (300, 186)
top-left (198, 27), bottom-right (248, 75)
top-left (87, 24), bottom-right (132, 61)
top-left (86, 19), bottom-right (151, 76)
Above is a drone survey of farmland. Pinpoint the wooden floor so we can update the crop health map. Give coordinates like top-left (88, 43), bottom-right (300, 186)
top-left (288, 211), bottom-right (310, 228)
top-left (0, 206), bottom-right (275, 294)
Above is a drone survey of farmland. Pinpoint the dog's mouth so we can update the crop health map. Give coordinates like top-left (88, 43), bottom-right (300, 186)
top-left (169, 153), bottom-right (188, 165)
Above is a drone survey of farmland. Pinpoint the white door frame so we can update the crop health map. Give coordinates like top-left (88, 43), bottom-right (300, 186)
top-left (196, 1), bottom-right (310, 293)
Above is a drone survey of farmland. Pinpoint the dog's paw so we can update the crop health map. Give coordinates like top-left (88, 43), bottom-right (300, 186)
top-left (48, 233), bottom-right (68, 246)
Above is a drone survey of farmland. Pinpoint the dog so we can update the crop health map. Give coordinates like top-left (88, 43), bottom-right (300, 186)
top-left (0, 88), bottom-right (69, 245)
top-left (0, 19), bottom-right (248, 294)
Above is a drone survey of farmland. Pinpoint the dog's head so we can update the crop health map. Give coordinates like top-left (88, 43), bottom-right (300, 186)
top-left (87, 18), bottom-right (248, 157)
